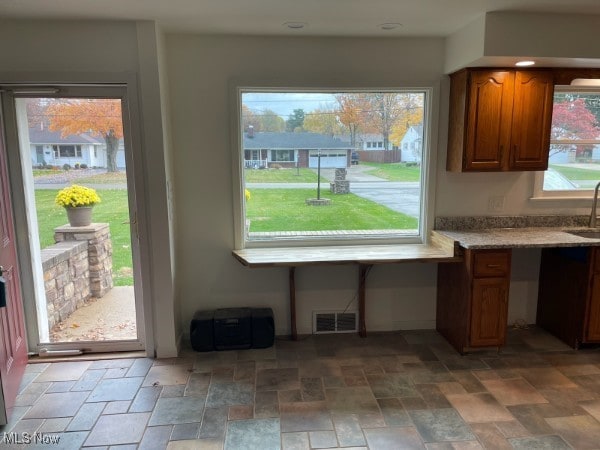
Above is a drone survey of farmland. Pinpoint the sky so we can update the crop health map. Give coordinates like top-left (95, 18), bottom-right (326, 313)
top-left (242, 92), bottom-right (338, 117)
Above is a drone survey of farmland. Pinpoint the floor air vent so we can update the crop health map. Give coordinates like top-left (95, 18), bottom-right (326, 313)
top-left (313, 311), bottom-right (358, 334)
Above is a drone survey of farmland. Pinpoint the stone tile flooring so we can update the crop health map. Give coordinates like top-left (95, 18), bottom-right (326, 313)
top-left (2, 327), bottom-right (600, 449)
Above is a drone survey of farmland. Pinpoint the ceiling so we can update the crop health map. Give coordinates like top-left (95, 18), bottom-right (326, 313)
top-left (1, 0), bottom-right (599, 37)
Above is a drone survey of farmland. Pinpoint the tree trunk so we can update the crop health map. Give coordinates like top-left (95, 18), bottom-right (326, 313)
top-left (105, 131), bottom-right (119, 173)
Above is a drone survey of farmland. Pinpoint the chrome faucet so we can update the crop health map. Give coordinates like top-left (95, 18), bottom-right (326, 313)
top-left (590, 181), bottom-right (600, 228)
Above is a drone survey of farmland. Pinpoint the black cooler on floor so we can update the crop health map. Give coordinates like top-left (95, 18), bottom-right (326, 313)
top-left (190, 307), bottom-right (274, 352)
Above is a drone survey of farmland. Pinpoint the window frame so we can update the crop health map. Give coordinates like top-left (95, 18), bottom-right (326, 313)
top-left (231, 86), bottom-right (438, 250)
top-left (532, 85), bottom-right (600, 203)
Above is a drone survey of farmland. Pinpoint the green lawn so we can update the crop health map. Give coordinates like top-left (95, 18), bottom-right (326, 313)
top-left (362, 162), bottom-right (421, 182)
top-left (246, 189), bottom-right (417, 231)
top-left (550, 164), bottom-right (600, 181)
top-left (244, 168), bottom-right (319, 182)
top-left (35, 189), bottom-right (133, 286)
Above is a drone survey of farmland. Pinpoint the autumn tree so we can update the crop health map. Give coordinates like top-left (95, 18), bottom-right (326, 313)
top-left (259, 109), bottom-right (285, 132)
top-left (551, 97), bottom-right (599, 157)
top-left (363, 93), bottom-right (414, 150)
top-left (303, 108), bottom-right (343, 137)
top-left (335, 94), bottom-right (370, 147)
top-left (389, 94), bottom-right (424, 146)
top-left (242, 104), bottom-right (261, 132)
top-left (47, 99), bottom-right (123, 172)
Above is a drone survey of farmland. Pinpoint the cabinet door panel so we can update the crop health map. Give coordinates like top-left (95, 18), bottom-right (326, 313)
top-left (471, 278), bottom-right (508, 347)
top-left (510, 71), bottom-right (554, 170)
top-left (464, 71), bottom-right (514, 171)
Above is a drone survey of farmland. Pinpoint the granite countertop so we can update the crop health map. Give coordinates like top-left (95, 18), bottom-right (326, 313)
top-left (435, 227), bottom-right (600, 249)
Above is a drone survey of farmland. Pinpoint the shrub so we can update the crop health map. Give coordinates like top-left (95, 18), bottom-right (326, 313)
top-left (80, 163), bottom-right (88, 169)
top-left (270, 163), bottom-right (282, 169)
top-left (74, 163), bottom-right (80, 169)
top-left (62, 164), bottom-right (71, 171)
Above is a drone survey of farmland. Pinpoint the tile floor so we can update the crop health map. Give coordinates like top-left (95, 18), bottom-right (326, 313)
top-left (2, 327), bottom-right (600, 449)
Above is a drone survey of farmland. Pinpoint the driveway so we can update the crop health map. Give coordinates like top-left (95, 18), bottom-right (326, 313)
top-left (350, 181), bottom-right (420, 218)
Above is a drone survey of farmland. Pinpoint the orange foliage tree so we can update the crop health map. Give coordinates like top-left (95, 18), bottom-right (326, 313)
top-left (335, 94), bottom-right (370, 147)
top-left (47, 99), bottom-right (123, 172)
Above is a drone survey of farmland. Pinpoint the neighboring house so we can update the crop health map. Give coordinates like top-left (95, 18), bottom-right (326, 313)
top-left (28, 126), bottom-right (126, 169)
top-left (243, 130), bottom-right (353, 169)
top-left (359, 134), bottom-right (384, 150)
top-left (357, 134), bottom-right (399, 151)
top-left (400, 125), bottom-right (423, 163)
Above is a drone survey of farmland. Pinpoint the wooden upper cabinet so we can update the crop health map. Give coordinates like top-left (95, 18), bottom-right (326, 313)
top-left (464, 70), bottom-right (514, 171)
top-left (447, 68), bottom-right (554, 172)
top-left (510, 71), bottom-right (554, 170)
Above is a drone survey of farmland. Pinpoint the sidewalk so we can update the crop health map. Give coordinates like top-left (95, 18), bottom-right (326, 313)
top-left (50, 286), bottom-right (137, 342)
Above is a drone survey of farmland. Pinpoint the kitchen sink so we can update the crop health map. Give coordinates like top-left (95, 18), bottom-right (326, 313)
top-left (567, 230), bottom-right (600, 239)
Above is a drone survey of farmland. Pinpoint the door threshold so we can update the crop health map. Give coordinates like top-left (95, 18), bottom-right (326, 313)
top-left (27, 350), bottom-right (148, 364)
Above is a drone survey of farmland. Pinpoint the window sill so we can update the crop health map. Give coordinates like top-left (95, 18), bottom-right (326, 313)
top-left (529, 196), bottom-right (592, 207)
top-left (233, 231), bottom-right (459, 267)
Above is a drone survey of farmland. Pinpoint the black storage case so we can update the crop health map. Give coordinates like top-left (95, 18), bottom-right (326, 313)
top-left (214, 307), bottom-right (252, 350)
top-left (190, 307), bottom-right (274, 352)
top-left (252, 308), bottom-right (275, 348)
top-left (190, 310), bottom-right (214, 352)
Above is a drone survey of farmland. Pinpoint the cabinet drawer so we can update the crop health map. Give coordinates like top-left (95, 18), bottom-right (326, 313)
top-left (472, 251), bottom-right (511, 278)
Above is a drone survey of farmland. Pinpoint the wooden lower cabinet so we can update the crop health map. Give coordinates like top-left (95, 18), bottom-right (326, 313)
top-left (537, 247), bottom-right (600, 348)
top-left (471, 278), bottom-right (509, 347)
top-left (437, 248), bottom-right (511, 353)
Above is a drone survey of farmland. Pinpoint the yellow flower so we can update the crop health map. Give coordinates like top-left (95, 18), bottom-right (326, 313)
top-left (55, 184), bottom-right (101, 208)
top-left (245, 189), bottom-right (251, 201)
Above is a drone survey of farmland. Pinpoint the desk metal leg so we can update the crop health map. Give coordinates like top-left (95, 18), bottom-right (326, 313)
top-left (289, 267), bottom-right (297, 340)
top-left (359, 264), bottom-right (370, 337)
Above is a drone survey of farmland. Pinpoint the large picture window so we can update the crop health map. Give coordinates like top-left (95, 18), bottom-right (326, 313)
top-left (238, 89), bottom-right (429, 245)
top-left (52, 144), bottom-right (82, 158)
top-left (538, 87), bottom-right (600, 195)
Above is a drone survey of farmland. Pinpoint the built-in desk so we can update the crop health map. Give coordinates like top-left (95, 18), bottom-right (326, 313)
top-left (232, 231), bottom-right (460, 340)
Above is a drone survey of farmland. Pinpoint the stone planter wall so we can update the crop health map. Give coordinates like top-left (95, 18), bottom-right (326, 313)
top-left (41, 241), bottom-right (90, 329)
top-left (54, 223), bottom-right (113, 298)
top-left (41, 223), bottom-right (114, 329)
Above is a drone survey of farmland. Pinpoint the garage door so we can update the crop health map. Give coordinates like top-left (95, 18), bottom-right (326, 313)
top-left (308, 151), bottom-right (347, 168)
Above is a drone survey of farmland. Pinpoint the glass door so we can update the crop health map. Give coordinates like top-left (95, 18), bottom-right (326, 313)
top-left (3, 86), bottom-right (145, 354)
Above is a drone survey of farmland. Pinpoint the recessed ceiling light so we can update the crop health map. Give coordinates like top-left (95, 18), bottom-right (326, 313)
top-left (283, 21), bottom-right (306, 30)
top-left (379, 23), bottom-right (402, 31)
top-left (515, 60), bottom-right (536, 67)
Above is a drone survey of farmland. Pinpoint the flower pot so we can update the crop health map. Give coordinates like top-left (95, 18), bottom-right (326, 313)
top-left (66, 206), bottom-right (93, 227)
